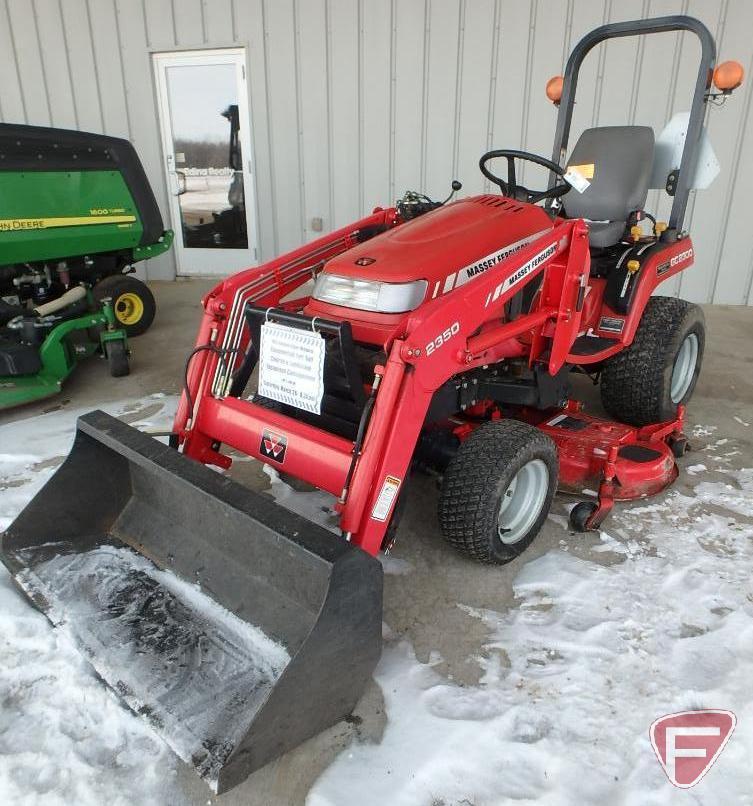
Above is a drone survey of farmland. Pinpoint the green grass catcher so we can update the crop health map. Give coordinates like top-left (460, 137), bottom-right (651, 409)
top-left (0, 123), bottom-right (173, 408)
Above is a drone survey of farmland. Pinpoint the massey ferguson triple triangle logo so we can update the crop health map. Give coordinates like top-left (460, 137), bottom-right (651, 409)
top-left (650, 710), bottom-right (736, 788)
top-left (260, 429), bottom-right (287, 464)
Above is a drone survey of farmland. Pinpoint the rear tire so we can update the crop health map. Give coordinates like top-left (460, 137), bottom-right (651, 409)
top-left (438, 420), bottom-right (558, 564)
top-left (94, 275), bottom-right (156, 337)
top-left (600, 296), bottom-right (705, 426)
top-left (106, 340), bottom-right (130, 377)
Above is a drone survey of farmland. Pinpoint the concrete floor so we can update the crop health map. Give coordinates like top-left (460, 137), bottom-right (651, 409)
top-left (4, 281), bottom-right (753, 804)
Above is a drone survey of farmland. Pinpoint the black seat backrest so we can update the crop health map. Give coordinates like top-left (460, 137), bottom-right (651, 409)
top-left (563, 126), bottom-right (655, 247)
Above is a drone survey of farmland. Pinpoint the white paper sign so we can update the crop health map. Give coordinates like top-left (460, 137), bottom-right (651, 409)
top-left (258, 321), bottom-right (325, 414)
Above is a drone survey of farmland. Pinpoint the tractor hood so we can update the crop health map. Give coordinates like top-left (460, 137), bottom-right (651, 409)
top-left (323, 195), bottom-right (553, 286)
top-left (305, 195), bottom-right (553, 344)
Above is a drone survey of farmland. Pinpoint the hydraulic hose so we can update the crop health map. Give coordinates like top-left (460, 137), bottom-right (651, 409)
top-left (34, 284), bottom-right (87, 317)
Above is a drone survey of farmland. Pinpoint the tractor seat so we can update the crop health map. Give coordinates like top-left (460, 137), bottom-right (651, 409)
top-left (563, 126), bottom-right (654, 248)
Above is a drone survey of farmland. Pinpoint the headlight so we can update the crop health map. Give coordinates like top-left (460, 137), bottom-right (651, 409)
top-left (312, 274), bottom-right (428, 313)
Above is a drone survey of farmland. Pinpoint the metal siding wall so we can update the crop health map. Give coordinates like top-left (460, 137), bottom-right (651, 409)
top-left (361, 0), bottom-right (392, 215)
top-left (674, 0), bottom-right (730, 304)
top-left (391, 0), bottom-right (426, 195)
top-left (328, 0), bottom-right (360, 230)
top-left (233, 0), bottom-right (277, 262)
top-left (115, 0), bottom-right (172, 282)
top-left (298, 0), bottom-right (332, 243)
top-left (0, 0), bottom-right (752, 303)
top-left (454, 0), bottom-right (495, 197)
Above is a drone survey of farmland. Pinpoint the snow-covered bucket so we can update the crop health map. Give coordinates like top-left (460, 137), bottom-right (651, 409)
top-left (0, 410), bottom-right (383, 794)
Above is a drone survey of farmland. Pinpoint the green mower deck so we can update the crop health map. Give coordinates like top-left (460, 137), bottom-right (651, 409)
top-left (0, 299), bottom-right (128, 411)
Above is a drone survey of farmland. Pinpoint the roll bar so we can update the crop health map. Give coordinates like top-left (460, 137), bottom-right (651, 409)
top-left (550, 15), bottom-right (716, 239)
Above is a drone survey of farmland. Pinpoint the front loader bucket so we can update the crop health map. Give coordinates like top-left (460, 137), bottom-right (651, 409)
top-left (0, 411), bottom-right (383, 794)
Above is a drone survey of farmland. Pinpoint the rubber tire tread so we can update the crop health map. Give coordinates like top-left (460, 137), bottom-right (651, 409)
top-left (438, 419), bottom-right (558, 564)
top-left (107, 340), bottom-right (130, 377)
top-left (94, 275), bottom-right (156, 337)
top-left (600, 296), bottom-right (705, 426)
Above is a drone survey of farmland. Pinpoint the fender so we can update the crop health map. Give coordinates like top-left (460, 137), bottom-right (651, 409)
top-left (594, 237), bottom-right (694, 346)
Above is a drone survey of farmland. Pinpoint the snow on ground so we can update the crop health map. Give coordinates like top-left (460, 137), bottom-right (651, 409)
top-left (308, 443), bottom-right (753, 804)
top-left (0, 395), bottom-right (177, 533)
top-left (3, 401), bottom-right (753, 804)
top-left (0, 397), bottom-right (187, 806)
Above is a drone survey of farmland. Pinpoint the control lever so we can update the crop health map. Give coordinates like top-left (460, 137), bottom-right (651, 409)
top-left (440, 180), bottom-right (463, 205)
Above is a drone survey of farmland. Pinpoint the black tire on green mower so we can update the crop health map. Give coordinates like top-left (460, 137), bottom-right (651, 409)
top-left (94, 274), bottom-right (156, 337)
top-left (438, 419), bottom-right (558, 564)
top-left (600, 296), bottom-right (705, 427)
top-left (106, 339), bottom-right (130, 377)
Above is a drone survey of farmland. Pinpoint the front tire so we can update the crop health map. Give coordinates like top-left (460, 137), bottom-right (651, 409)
top-left (94, 275), bottom-right (156, 337)
top-left (438, 420), bottom-right (558, 564)
top-left (106, 340), bottom-right (130, 377)
top-left (600, 297), bottom-right (705, 426)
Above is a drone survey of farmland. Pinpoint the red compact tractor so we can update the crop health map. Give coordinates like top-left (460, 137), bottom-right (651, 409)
top-left (174, 15), bottom-right (743, 552)
top-left (2, 14), bottom-right (745, 794)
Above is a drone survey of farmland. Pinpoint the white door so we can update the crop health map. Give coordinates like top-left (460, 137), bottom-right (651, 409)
top-left (153, 49), bottom-right (258, 275)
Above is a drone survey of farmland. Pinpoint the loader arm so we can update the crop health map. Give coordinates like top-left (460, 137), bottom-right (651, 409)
top-left (174, 207), bottom-right (399, 439)
top-left (178, 215), bottom-right (590, 555)
top-left (346, 217), bottom-right (589, 553)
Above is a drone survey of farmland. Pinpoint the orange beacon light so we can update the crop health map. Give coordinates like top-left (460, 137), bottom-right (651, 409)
top-left (713, 60), bottom-right (744, 92)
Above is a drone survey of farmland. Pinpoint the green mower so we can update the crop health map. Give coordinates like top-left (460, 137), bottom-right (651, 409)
top-left (0, 123), bottom-right (173, 409)
top-left (0, 288), bottom-right (130, 411)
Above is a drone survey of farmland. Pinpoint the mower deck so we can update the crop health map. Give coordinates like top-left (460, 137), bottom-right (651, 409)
top-left (0, 300), bottom-right (128, 411)
top-left (529, 403), bottom-right (685, 528)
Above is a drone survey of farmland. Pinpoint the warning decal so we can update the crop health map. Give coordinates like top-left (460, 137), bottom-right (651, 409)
top-left (371, 475), bottom-right (402, 522)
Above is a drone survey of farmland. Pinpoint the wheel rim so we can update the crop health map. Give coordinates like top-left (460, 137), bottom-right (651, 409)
top-left (114, 292), bottom-right (144, 326)
top-left (670, 332), bottom-right (699, 403)
top-left (497, 459), bottom-right (550, 545)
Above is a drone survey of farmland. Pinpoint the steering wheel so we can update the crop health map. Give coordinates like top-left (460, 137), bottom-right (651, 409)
top-left (479, 149), bottom-right (572, 204)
